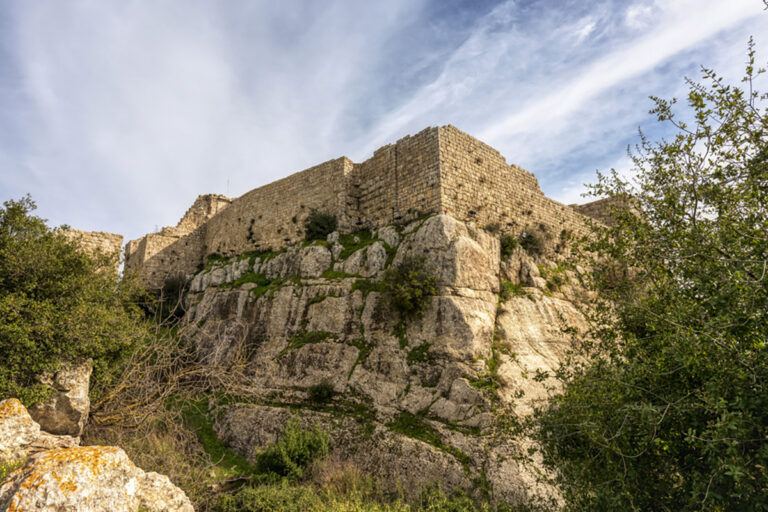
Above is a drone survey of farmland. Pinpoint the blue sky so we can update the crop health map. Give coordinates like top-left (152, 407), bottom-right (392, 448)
top-left (0, 1), bottom-right (765, 243)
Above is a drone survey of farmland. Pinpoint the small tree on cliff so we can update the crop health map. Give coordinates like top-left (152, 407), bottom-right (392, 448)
top-left (304, 210), bottom-right (337, 241)
top-left (534, 41), bottom-right (768, 510)
top-left (0, 196), bottom-right (148, 404)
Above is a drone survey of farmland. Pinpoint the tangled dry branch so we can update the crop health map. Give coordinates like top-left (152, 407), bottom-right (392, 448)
top-left (89, 313), bottom-right (253, 429)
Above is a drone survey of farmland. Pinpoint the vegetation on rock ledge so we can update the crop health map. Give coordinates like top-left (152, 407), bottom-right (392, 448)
top-left (382, 255), bottom-right (438, 318)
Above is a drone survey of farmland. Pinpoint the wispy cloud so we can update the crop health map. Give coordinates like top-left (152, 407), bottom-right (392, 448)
top-left (0, 0), bottom-right (764, 241)
top-left (478, 0), bottom-right (760, 143)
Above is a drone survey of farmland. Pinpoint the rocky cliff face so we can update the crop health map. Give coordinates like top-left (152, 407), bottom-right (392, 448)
top-left (183, 214), bottom-right (589, 504)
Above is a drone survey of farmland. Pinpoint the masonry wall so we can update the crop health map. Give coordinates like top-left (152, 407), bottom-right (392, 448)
top-left (63, 229), bottom-right (123, 256)
top-left (571, 196), bottom-right (638, 226)
top-left (124, 194), bottom-right (232, 289)
top-left (63, 229), bottom-right (123, 271)
top-left (348, 127), bottom-right (442, 229)
top-left (126, 125), bottom-right (603, 288)
top-left (124, 229), bottom-right (208, 289)
top-left (438, 126), bottom-right (590, 243)
top-left (203, 158), bottom-right (351, 257)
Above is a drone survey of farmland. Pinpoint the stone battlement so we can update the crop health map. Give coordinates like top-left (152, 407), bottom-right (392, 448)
top-left (125, 125), bottom-right (609, 289)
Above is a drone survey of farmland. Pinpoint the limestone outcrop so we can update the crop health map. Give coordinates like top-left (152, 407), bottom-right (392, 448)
top-left (0, 400), bottom-right (193, 512)
top-left (0, 399), bottom-right (40, 461)
top-left (28, 360), bottom-right (92, 437)
top-left (182, 213), bottom-right (590, 504)
top-left (0, 446), bottom-right (193, 512)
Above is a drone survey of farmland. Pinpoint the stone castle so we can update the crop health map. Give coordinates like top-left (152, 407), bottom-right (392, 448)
top-left (117, 125), bottom-right (609, 288)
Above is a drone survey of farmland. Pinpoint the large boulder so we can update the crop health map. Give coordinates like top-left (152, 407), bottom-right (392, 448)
top-left (394, 215), bottom-right (499, 293)
top-left (0, 445), bottom-right (193, 512)
top-left (298, 245), bottom-right (332, 277)
top-left (28, 360), bottom-right (92, 437)
top-left (0, 399), bottom-right (40, 461)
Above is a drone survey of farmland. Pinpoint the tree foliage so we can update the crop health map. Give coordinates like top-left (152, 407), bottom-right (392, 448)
top-left (0, 196), bottom-right (148, 405)
top-left (534, 41), bottom-right (768, 510)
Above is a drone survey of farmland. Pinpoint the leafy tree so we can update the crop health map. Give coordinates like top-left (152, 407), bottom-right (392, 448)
top-left (0, 196), bottom-right (148, 404)
top-left (534, 41), bottom-right (768, 510)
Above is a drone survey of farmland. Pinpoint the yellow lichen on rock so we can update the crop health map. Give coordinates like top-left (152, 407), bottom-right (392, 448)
top-left (0, 445), bottom-right (193, 512)
top-left (0, 400), bottom-right (26, 420)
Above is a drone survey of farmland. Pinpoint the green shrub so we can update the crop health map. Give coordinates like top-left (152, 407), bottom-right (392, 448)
top-left (321, 269), bottom-right (358, 279)
top-left (382, 256), bottom-right (438, 318)
top-left (387, 412), bottom-right (443, 448)
top-left (230, 272), bottom-right (272, 289)
top-left (304, 211), bottom-right (338, 242)
top-left (500, 234), bottom-right (517, 259)
top-left (214, 483), bottom-right (325, 512)
top-left (204, 252), bottom-right (229, 271)
top-left (350, 279), bottom-right (384, 295)
top-left (0, 196), bottom-right (148, 405)
top-left (499, 281), bottom-right (529, 302)
top-left (533, 47), bottom-right (768, 511)
top-left (519, 230), bottom-right (545, 256)
top-left (337, 230), bottom-right (376, 260)
top-left (213, 481), bottom-right (519, 511)
top-left (307, 380), bottom-right (335, 403)
top-left (255, 417), bottom-right (329, 479)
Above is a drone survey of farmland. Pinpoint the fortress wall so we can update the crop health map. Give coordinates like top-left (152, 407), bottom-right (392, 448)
top-left (438, 126), bottom-right (590, 240)
top-left (124, 194), bottom-right (232, 288)
top-left (571, 197), bottom-right (615, 225)
top-left (172, 194), bottom-right (232, 236)
top-left (63, 229), bottom-right (123, 272)
top-left (131, 229), bottom-right (207, 290)
top-left (571, 196), bottom-right (637, 226)
top-left (63, 229), bottom-right (124, 257)
top-left (125, 125), bottom-right (608, 289)
top-left (349, 127), bottom-right (442, 229)
top-left (203, 158), bottom-right (352, 257)
top-left (124, 237), bottom-right (148, 276)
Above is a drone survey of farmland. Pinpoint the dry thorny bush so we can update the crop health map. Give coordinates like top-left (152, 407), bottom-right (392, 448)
top-left (83, 290), bottom-right (255, 507)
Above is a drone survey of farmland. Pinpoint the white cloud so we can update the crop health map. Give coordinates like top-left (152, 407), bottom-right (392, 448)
top-left (624, 3), bottom-right (656, 30)
top-left (478, 0), bottom-right (761, 145)
top-left (574, 19), bottom-right (597, 43)
top-left (0, 0), bottom-right (765, 240)
top-left (3, 0), bottom-right (424, 240)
